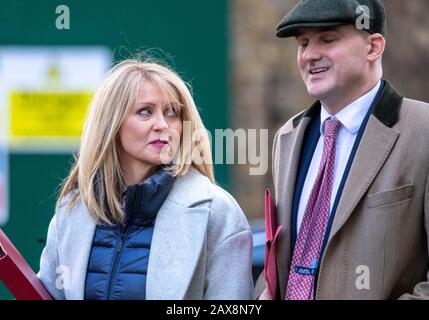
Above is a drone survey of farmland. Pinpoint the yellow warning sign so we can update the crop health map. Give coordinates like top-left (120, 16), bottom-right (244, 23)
top-left (9, 91), bottom-right (92, 138)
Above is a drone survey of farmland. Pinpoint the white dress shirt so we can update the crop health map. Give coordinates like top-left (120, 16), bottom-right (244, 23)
top-left (296, 81), bottom-right (382, 234)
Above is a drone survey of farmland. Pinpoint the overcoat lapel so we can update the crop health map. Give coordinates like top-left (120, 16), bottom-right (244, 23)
top-left (146, 169), bottom-right (212, 299)
top-left (276, 115), bottom-right (313, 299)
top-left (146, 200), bottom-right (209, 299)
top-left (327, 81), bottom-right (403, 243)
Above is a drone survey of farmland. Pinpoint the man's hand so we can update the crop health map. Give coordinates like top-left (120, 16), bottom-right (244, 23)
top-left (258, 288), bottom-right (273, 300)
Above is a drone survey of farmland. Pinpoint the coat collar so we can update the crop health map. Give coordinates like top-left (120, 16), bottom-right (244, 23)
top-left (122, 168), bottom-right (175, 227)
top-left (290, 80), bottom-right (403, 131)
top-left (62, 168), bottom-right (212, 300)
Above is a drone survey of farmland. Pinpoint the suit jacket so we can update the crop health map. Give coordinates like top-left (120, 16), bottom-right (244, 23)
top-left (38, 168), bottom-right (254, 300)
top-left (255, 81), bottom-right (429, 300)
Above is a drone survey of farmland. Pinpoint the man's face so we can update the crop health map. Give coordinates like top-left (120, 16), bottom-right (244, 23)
top-left (296, 25), bottom-right (371, 106)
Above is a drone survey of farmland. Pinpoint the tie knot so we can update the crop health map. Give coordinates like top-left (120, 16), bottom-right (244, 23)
top-left (324, 118), bottom-right (342, 138)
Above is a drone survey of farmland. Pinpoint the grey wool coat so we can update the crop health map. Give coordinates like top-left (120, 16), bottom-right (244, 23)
top-left (38, 168), bottom-right (254, 300)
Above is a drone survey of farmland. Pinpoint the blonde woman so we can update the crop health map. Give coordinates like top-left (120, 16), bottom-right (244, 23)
top-left (37, 59), bottom-right (253, 300)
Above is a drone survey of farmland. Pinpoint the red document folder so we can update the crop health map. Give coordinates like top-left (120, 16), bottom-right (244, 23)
top-left (0, 228), bottom-right (52, 300)
top-left (264, 189), bottom-right (283, 300)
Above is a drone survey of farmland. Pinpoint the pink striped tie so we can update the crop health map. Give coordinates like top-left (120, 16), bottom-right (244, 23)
top-left (285, 118), bottom-right (342, 300)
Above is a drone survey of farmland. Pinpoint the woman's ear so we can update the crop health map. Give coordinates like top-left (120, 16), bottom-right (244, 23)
top-left (367, 33), bottom-right (386, 62)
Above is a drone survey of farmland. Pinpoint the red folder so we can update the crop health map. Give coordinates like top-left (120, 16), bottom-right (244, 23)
top-left (0, 228), bottom-right (52, 300)
top-left (264, 189), bottom-right (283, 300)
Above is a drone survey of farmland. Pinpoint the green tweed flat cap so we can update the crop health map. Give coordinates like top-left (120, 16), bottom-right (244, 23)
top-left (276, 0), bottom-right (386, 38)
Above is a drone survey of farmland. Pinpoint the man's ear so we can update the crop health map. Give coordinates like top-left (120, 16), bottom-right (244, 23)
top-left (367, 33), bottom-right (385, 62)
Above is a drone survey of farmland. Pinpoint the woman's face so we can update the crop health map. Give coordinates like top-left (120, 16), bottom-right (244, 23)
top-left (118, 80), bottom-right (183, 179)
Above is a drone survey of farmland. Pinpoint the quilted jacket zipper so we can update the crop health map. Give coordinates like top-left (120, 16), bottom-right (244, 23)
top-left (106, 187), bottom-right (140, 300)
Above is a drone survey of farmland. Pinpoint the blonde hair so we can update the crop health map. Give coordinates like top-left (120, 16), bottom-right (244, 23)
top-left (58, 59), bottom-right (214, 225)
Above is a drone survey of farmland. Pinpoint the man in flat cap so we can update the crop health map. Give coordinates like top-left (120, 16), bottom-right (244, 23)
top-left (255, 0), bottom-right (429, 299)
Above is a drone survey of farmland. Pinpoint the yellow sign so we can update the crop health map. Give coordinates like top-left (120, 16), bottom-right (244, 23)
top-left (9, 91), bottom-right (92, 138)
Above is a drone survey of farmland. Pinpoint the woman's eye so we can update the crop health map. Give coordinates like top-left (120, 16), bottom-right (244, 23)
top-left (166, 107), bottom-right (179, 117)
top-left (138, 108), bottom-right (152, 117)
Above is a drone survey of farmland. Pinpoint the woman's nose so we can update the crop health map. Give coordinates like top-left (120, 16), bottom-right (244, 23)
top-left (152, 113), bottom-right (169, 131)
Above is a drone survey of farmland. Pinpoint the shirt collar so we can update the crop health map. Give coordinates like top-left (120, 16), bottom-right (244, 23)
top-left (320, 80), bottom-right (382, 135)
